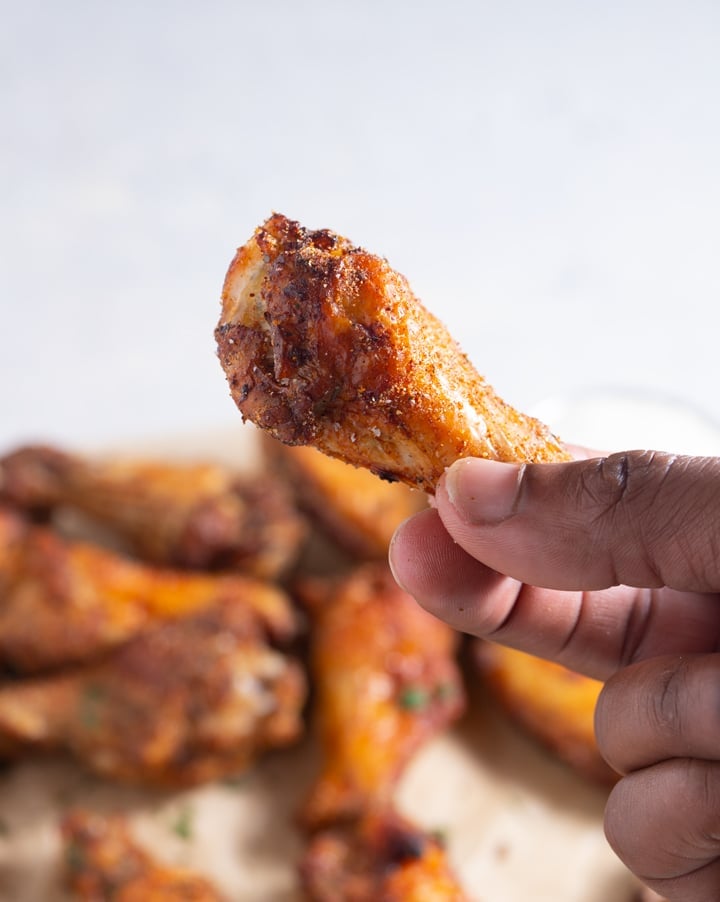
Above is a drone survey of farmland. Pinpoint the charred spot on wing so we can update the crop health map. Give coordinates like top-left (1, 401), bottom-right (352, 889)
top-left (374, 469), bottom-right (399, 483)
top-left (309, 228), bottom-right (342, 252)
top-left (383, 825), bottom-right (427, 864)
top-left (357, 321), bottom-right (386, 347)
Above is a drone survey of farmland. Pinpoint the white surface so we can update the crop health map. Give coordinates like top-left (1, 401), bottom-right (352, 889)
top-left (2, 1), bottom-right (720, 450)
top-left (533, 387), bottom-right (720, 456)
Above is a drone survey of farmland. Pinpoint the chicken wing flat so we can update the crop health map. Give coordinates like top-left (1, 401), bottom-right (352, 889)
top-left (299, 808), bottom-right (469, 902)
top-left (298, 565), bottom-right (464, 829)
top-left (264, 436), bottom-right (426, 559)
top-left (0, 511), bottom-right (295, 672)
top-left (216, 213), bottom-right (570, 492)
top-left (62, 810), bottom-right (224, 901)
top-left (475, 641), bottom-right (615, 784)
top-left (0, 444), bottom-right (304, 578)
top-left (0, 602), bottom-right (305, 785)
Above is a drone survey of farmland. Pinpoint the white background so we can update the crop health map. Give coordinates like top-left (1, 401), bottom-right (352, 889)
top-left (2, 0), bottom-right (720, 451)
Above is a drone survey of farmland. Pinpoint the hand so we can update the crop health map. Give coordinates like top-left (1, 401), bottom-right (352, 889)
top-left (389, 450), bottom-right (720, 901)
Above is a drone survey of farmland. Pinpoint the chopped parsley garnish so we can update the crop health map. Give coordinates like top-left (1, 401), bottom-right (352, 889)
top-left (398, 685), bottom-right (430, 711)
top-left (79, 684), bottom-right (106, 730)
top-left (172, 805), bottom-right (194, 841)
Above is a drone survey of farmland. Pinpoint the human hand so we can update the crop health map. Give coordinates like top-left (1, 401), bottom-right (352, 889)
top-left (389, 450), bottom-right (720, 901)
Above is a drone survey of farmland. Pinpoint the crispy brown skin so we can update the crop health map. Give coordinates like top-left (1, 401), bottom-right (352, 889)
top-left (475, 641), bottom-right (617, 784)
top-left (0, 505), bottom-right (295, 673)
top-left (0, 602), bottom-right (305, 785)
top-left (298, 565), bottom-right (464, 829)
top-left (299, 809), bottom-right (470, 902)
top-left (62, 810), bottom-right (224, 901)
top-left (216, 214), bottom-right (570, 492)
top-left (0, 444), bottom-right (304, 578)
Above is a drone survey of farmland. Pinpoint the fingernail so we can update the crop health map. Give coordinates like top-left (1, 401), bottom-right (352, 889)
top-left (443, 458), bottom-right (522, 523)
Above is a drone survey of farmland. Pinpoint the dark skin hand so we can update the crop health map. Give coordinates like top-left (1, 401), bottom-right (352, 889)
top-left (389, 450), bottom-right (720, 902)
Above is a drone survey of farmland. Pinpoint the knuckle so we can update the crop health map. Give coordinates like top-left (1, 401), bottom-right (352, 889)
top-left (579, 451), bottom-right (681, 585)
top-left (586, 450), bottom-right (667, 520)
top-left (651, 661), bottom-right (688, 738)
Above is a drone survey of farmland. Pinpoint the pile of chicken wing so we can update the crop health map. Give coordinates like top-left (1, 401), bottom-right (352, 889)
top-left (0, 215), bottom-right (617, 900)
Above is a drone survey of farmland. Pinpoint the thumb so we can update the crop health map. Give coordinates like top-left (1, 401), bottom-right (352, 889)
top-left (435, 451), bottom-right (720, 592)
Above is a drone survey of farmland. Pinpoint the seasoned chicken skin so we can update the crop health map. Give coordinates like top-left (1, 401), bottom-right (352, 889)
top-left (300, 808), bottom-right (470, 902)
top-left (0, 602), bottom-right (305, 785)
top-left (475, 641), bottom-right (615, 784)
top-left (0, 444), bottom-right (304, 578)
top-left (216, 213), bottom-right (570, 492)
top-left (0, 506), bottom-right (294, 673)
top-left (62, 810), bottom-right (224, 901)
top-left (298, 565), bottom-right (464, 828)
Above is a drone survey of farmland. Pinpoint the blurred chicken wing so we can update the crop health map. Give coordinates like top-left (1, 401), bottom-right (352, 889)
top-left (62, 810), bottom-right (224, 901)
top-left (0, 602), bottom-right (305, 785)
top-left (216, 213), bottom-right (569, 493)
top-left (298, 565), bottom-right (464, 828)
top-left (475, 641), bottom-right (615, 784)
top-left (300, 808), bottom-right (469, 901)
top-left (0, 444), bottom-right (304, 578)
top-left (0, 511), bottom-right (295, 672)
top-left (264, 436), bottom-right (426, 559)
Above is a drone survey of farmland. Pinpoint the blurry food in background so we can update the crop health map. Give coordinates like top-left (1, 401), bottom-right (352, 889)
top-left (215, 213), bottom-right (571, 494)
top-left (0, 431), bottom-right (624, 899)
top-left (0, 444), bottom-right (305, 578)
top-left (0, 601), bottom-right (305, 786)
top-left (62, 809), bottom-right (224, 901)
top-left (300, 808), bottom-right (469, 902)
top-left (297, 564), bottom-right (464, 829)
top-left (0, 509), bottom-right (296, 672)
top-left (475, 642), bottom-right (615, 784)
top-left (265, 436), bottom-right (427, 559)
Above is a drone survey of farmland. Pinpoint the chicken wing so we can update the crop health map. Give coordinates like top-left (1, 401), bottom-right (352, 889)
top-left (264, 436), bottom-right (426, 559)
top-left (216, 213), bottom-right (570, 493)
top-left (475, 641), bottom-right (615, 784)
top-left (0, 510), bottom-right (295, 672)
top-left (300, 808), bottom-right (469, 901)
top-left (298, 565), bottom-right (464, 828)
top-left (0, 444), bottom-right (304, 578)
top-left (62, 810), bottom-right (224, 901)
top-left (0, 602), bottom-right (305, 785)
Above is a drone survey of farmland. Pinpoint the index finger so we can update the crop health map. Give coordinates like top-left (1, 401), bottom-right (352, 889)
top-left (389, 508), bottom-right (720, 681)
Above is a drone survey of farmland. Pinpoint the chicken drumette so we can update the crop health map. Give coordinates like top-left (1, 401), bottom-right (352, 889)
top-left (216, 213), bottom-right (569, 493)
top-left (300, 808), bottom-right (470, 902)
top-left (0, 444), bottom-right (304, 578)
top-left (298, 564), bottom-right (464, 829)
top-left (62, 810), bottom-right (224, 901)
top-left (0, 599), bottom-right (305, 785)
top-left (474, 641), bottom-right (615, 784)
top-left (0, 505), bottom-right (294, 673)
top-left (264, 436), bottom-right (426, 560)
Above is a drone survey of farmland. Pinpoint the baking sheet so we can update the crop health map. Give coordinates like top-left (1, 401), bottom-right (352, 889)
top-left (0, 424), bottom-right (637, 901)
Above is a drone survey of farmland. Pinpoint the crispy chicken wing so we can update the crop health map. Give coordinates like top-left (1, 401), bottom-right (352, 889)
top-left (300, 808), bottom-right (470, 901)
top-left (0, 602), bottom-right (305, 785)
top-left (0, 509), bottom-right (295, 672)
top-left (216, 213), bottom-right (570, 492)
top-left (264, 436), bottom-right (426, 559)
top-left (298, 565), bottom-right (464, 829)
top-left (0, 444), bottom-right (304, 578)
top-left (475, 641), bottom-right (615, 784)
top-left (62, 810), bottom-right (224, 901)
